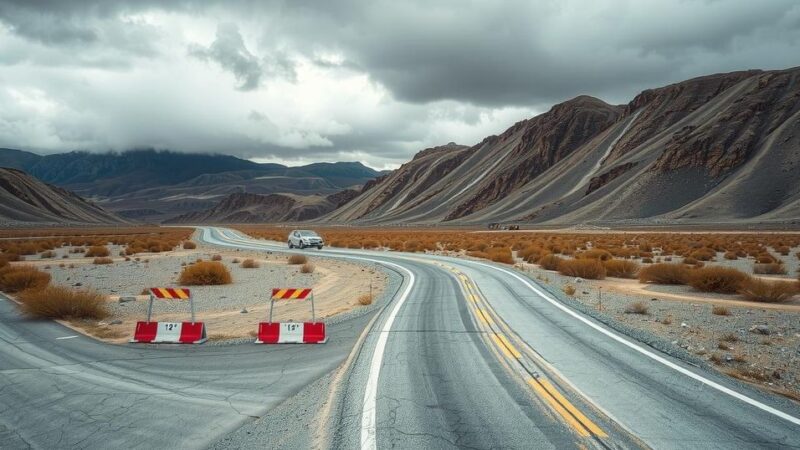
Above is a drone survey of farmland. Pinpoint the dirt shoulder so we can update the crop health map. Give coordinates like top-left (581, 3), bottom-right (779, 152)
top-left (30, 241), bottom-right (386, 343)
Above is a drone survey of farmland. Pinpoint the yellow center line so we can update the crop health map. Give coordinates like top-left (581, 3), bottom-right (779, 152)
top-left (491, 335), bottom-right (514, 359)
top-left (539, 380), bottom-right (608, 437)
top-left (527, 379), bottom-right (591, 437)
top-left (497, 334), bottom-right (522, 359)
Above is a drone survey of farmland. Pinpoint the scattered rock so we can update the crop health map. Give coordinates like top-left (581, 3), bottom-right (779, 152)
top-left (240, 308), bottom-right (248, 314)
top-left (574, 277), bottom-right (583, 283)
top-left (110, 319), bottom-right (123, 325)
top-left (749, 325), bottom-right (770, 335)
top-left (681, 322), bottom-right (689, 328)
top-left (725, 355), bottom-right (733, 362)
top-left (118, 296), bottom-right (137, 303)
top-left (74, 282), bottom-right (82, 287)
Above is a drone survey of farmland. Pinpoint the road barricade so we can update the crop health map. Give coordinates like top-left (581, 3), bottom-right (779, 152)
top-left (130, 288), bottom-right (207, 344)
top-left (255, 288), bottom-right (326, 344)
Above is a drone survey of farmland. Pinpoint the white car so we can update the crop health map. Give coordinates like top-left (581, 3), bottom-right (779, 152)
top-left (288, 230), bottom-right (324, 249)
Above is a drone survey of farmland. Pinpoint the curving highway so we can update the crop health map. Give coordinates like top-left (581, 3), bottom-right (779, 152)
top-left (2, 226), bottom-right (799, 449)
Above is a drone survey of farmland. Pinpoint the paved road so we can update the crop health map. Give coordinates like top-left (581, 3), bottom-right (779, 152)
top-left (0, 281), bottom-right (373, 448)
top-left (206, 227), bottom-right (800, 450)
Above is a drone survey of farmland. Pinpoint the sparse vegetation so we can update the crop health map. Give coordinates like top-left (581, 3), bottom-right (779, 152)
top-left (538, 254), bottom-right (562, 271)
top-left (603, 259), bottom-right (640, 278)
top-left (563, 285), bottom-right (576, 296)
top-left (17, 286), bottom-right (108, 320)
top-left (753, 263), bottom-right (787, 275)
top-left (93, 257), bottom-right (114, 265)
top-left (557, 259), bottom-right (606, 279)
top-left (211, 254), bottom-right (222, 261)
top-left (625, 301), bottom-right (649, 315)
top-left (40, 250), bottom-right (56, 259)
top-left (358, 293), bottom-right (374, 305)
top-left (241, 258), bottom-right (259, 268)
top-left (687, 266), bottom-right (748, 294)
top-left (183, 241), bottom-right (197, 249)
top-left (179, 261), bottom-right (232, 285)
top-left (738, 278), bottom-right (798, 303)
top-left (638, 263), bottom-right (690, 285)
top-left (0, 265), bottom-right (51, 293)
top-left (288, 254), bottom-right (307, 265)
top-left (712, 305), bottom-right (731, 316)
top-left (85, 245), bottom-right (110, 257)
top-left (300, 263), bottom-right (315, 273)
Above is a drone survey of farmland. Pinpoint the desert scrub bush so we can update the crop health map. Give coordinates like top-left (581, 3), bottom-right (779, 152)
top-left (603, 259), bottom-right (639, 278)
top-left (182, 241), bottom-right (197, 249)
top-left (240, 258), bottom-right (260, 268)
top-left (85, 245), bottom-right (110, 257)
top-left (300, 263), bottom-right (315, 274)
top-left (638, 263), bottom-right (689, 285)
top-left (575, 249), bottom-right (612, 261)
top-left (562, 285), bottom-right (576, 296)
top-left (287, 254), bottom-right (307, 265)
top-left (17, 285), bottom-right (108, 320)
top-left (487, 247), bottom-right (514, 264)
top-left (557, 259), bottom-right (606, 279)
top-left (689, 248), bottom-right (716, 261)
top-left (753, 263), bottom-right (787, 275)
top-left (738, 278), bottom-right (798, 303)
top-left (93, 257), bottom-right (114, 265)
top-left (756, 254), bottom-right (777, 264)
top-left (179, 261), bottom-right (232, 285)
top-left (687, 266), bottom-right (749, 294)
top-left (0, 265), bottom-right (51, 293)
top-left (538, 254), bottom-right (562, 271)
top-left (723, 251), bottom-right (738, 260)
top-left (712, 305), bottom-right (731, 316)
top-left (358, 293), bottom-right (374, 305)
top-left (40, 250), bottom-right (56, 259)
top-left (211, 254), bottom-right (222, 261)
top-left (624, 301), bottom-right (649, 315)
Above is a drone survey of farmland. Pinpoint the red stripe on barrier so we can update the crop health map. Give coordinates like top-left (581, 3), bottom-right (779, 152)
top-left (179, 322), bottom-right (206, 343)
top-left (165, 288), bottom-right (177, 299)
top-left (257, 323), bottom-right (280, 343)
top-left (303, 322), bottom-right (326, 343)
top-left (132, 321), bottom-right (158, 342)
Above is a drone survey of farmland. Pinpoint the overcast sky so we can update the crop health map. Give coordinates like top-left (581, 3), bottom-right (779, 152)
top-left (0, 0), bottom-right (798, 169)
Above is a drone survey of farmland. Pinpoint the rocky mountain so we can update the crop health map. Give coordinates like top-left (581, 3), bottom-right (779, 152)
top-left (0, 168), bottom-right (126, 226)
top-left (164, 191), bottom-right (355, 224)
top-left (322, 67), bottom-right (800, 226)
top-left (0, 149), bottom-right (381, 222)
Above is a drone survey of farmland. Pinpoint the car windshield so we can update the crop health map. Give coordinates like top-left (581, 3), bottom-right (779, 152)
top-left (298, 231), bottom-right (319, 237)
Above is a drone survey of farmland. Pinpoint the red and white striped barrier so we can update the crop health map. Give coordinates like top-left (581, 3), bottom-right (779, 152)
top-left (130, 288), bottom-right (207, 344)
top-left (131, 321), bottom-right (208, 344)
top-left (255, 322), bottom-right (326, 344)
top-left (256, 288), bottom-right (326, 344)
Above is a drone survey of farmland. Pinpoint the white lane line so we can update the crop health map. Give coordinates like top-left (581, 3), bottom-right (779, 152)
top-left (200, 227), bottom-right (418, 448)
top-left (56, 335), bottom-right (78, 340)
top-left (470, 261), bottom-right (800, 427)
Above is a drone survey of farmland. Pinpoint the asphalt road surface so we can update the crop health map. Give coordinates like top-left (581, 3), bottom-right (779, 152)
top-left (2, 226), bottom-right (799, 449)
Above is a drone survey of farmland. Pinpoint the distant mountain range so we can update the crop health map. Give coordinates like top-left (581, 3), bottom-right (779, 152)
top-left (324, 67), bottom-right (800, 226)
top-left (0, 149), bottom-right (382, 223)
top-left (0, 168), bottom-right (125, 226)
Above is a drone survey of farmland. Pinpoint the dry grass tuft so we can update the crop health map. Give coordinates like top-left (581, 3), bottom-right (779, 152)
top-left (563, 285), bottom-right (576, 296)
top-left (179, 261), bottom-right (232, 285)
top-left (241, 258), bottom-right (259, 269)
top-left (18, 285), bottom-right (108, 320)
top-left (625, 301), bottom-right (649, 315)
top-left (300, 263), bottom-right (315, 273)
top-left (92, 257), bottom-right (114, 265)
top-left (687, 266), bottom-right (748, 294)
top-left (40, 250), bottom-right (56, 259)
top-left (738, 278), bottom-right (798, 303)
top-left (712, 305), bottom-right (731, 316)
top-left (358, 293), bottom-right (374, 305)
top-left (638, 263), bottom-right (690, 285)
top-left (182, 241), bottom-right (197, 249)
top-left (538, 254), bottom-right (562, 271)
top-left (557, 259), bottom-right (606, 279)
top-left (85, 245), bottom-right (110, 257)
top-left (211, 254), bottom-right (222, 261)
top-left (0, 265), bottom-right (51, 293)
top-left (603, 259), bottom-right (640, 278)
top-left (288, 254), bottom-right (307, 265)
top-left (753, 263), bottom-right (787, 275)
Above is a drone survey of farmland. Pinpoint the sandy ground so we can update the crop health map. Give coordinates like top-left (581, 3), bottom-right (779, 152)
top-left (23, 243), bottom-right (387, 343)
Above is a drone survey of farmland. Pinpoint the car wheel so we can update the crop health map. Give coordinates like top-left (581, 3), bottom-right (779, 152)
top-left (317, 245), bottom-right (323, 250)
top-left (288, 242), bottom-right (294, 248)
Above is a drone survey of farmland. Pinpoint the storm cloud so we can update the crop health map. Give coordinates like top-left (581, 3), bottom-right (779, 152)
top-left (0, 0), bottom-right (798, 168)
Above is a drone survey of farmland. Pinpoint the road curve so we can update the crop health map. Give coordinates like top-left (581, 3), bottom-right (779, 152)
top-left (206, 227), bottom-right (800, 450)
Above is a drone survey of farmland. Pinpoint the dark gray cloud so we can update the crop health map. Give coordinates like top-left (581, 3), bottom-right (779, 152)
top-left (0, 0), bottom-right (798, 167)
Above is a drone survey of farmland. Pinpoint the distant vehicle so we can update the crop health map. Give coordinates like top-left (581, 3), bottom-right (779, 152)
top-left (288, 230), bottom-right (324, 249)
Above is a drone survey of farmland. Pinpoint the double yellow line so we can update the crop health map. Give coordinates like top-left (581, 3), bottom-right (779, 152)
top-left (448, 264), bottom-right (608, 440)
